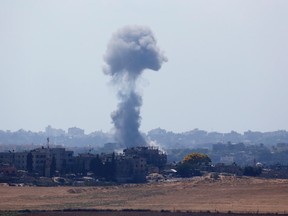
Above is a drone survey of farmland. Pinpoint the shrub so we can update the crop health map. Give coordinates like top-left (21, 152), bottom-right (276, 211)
top-left (243, 166), bottom-right (262, 176)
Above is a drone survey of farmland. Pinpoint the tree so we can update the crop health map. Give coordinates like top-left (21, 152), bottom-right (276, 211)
top-left (176, 152), bottom-right (211, 178)
top-left (243, 166), bottom-right (262, 176)
top-left (176, 162), bottom-right (201, 177)
top-left (183, 153), bottom-right (211, 166)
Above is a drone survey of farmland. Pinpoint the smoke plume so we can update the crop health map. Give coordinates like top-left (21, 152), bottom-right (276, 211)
top-left (103, 25), bottom-right (167, 147)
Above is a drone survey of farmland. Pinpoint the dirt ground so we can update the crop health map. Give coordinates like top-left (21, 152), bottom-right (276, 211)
top-left (14, 210), bottom-right (288, 216)
top-left (1, 176), bottom-right (288, 214)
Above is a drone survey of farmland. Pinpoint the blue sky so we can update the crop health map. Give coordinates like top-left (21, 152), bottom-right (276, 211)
top-left (0, 0), bottom-right (287, 133)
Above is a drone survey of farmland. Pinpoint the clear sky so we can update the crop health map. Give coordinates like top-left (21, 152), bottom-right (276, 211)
top-left (0, 0), bottom-right (287, 134)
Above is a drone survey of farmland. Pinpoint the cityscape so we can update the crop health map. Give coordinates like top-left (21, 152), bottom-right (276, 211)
top-left (1, 1), bottom-right (288, 215)
top-left (1, 125), bottom-right (288, 187)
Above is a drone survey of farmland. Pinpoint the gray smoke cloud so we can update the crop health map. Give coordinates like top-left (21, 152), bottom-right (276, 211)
top-left (103, 25), bottom-right (167, 147)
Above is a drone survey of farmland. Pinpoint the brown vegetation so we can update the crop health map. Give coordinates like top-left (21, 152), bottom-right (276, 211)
top-left (0, 176), bottom-right (288, 214)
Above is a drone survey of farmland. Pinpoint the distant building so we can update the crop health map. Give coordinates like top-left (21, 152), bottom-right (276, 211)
top-left (30, 147), bottom-right (74, 177)
top-left (123, 146), bottom-right (167, 169)
top-left (14, 152), bottom-right (29, 170)
top-left (0, 145), bottom-right (167, 183)
top-left (276, 143), bottom-right (288, 152)
top-left (31, 148), bottom-right (46, 175)
top-left (45, 125), bottom-right (66, 137)
top-left (75, 146), bottom-right (167, 183)
top-left (68, 127), bottom-right (85, 137)
top-left (74, 153), bottom-right (96, 174)
top-left (220, 156), bottom-right (234, 165)
top-left (0, 151), bottom-right (28, 170)
top-left (0, 152), bottom-right (13, 164)
top-left (115, 155), bottom-right (147, 183)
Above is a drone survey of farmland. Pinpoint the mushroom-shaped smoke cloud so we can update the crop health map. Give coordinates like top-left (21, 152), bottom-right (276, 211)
top-left (103, 25), bottom-right (167, 147)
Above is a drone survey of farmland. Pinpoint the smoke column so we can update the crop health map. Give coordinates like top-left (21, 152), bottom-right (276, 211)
top-left (103, 26), bottom-right (167, 147)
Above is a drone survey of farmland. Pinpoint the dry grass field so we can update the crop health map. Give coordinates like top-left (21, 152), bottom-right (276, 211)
top-left (11, 210), bottom-right (288, 216)
top-left (1, 176), bottom-right (288, 214)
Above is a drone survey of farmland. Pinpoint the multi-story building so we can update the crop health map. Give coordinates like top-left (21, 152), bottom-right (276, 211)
top-left (74, 153), bottom-right (95, 174)
top-left (123, 146), bottom-right (167, 169)
top-left (0, 147), bottom-right (74, 177)
top-left (14, 152), bottom-right (29, 170)
top-left (115, 155), bottom-right (147, 183)
top-left (0, 152), bottom-right (13, 164)
top-left (0, 151), bottom-right (28, 170)
top-left (30, 147), bottom-right (74, 176)
top-left (0, 146), bottom-right (167, 182)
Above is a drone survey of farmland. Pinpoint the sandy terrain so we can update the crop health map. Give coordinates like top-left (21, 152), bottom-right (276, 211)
top-left (13, 210), bottom-right (288, 216)
top-left (0, 176), bottom-right (288, 214)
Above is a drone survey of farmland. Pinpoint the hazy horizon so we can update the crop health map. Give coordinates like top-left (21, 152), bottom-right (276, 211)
top-left (1, 1), bottom-right (288, 134)
top-left (1, 125), bottom-right (288, 135)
